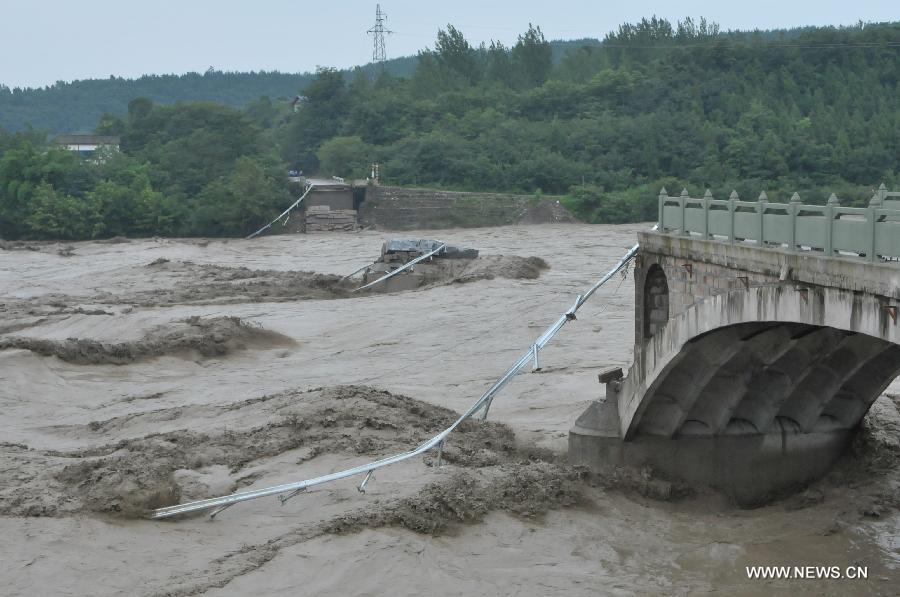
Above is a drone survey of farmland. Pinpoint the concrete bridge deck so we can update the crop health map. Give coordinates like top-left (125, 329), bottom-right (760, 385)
top-left (570, 185), bottom-right (900, 503)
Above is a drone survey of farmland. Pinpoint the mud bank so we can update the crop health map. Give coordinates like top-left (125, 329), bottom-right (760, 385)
top-left (324, 462), bottom-right (585, 535)
top-left (134, 260), bottom-right (355, 305)
top-left (421, 254), bottom-right (549, 286)
top-left (137, 255), bottom-right (549, 305)
top-left (797, 394), bottom-right (900, 517)
top-left (0, 255), bottom-right (549, 318)
top-left (0, 316), bottom-right (292, 364)
top-left (0, 383), bottom-right (630, 525)
top-left (11, 381), bottom-right (891, 524)
top-left (0, 386), bottom-right (517, 517)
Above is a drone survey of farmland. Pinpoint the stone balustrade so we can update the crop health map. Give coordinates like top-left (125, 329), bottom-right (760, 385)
top-left (658, 183), bottom-right (900, 262)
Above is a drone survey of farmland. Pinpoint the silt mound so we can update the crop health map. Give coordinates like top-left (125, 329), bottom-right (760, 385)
top-left (133, 260), bottom-right (355, 305)
top-left (441, 255), bottom-right (549, 284)
top-left (324, 462), bottom-right (586, 535)
top-left (0, 316), bottom-right (292, 364)
top-left (0, 385), bottom-right (516, 518)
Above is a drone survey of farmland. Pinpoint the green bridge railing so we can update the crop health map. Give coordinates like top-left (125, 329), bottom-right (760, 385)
top-left (658, 183), bottom-right (900, 262)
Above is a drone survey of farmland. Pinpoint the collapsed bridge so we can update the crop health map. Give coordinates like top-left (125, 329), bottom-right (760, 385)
top-left (154, 184), bottom-right (900, 519)
top-left (571, 185), bottom-right (900, 503)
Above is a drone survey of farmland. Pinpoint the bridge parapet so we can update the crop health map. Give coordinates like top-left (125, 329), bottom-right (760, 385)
top-left (658, 183), bottom-right (900, 263)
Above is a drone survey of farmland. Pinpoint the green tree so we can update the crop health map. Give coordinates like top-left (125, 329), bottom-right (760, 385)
top-left (88, 163), bottom-right (180, 237)
top-left (24, 183), bottom-right (100, 239)
top-left (512, 24), bottom-right (552, 87)
top-left (192, 156), bottom-right (290, 236)
top-left (316, 136), bottom-right (374, 178)
top-left (280, 68), bottom-right (349, 170)
top-left (486, 41), bottom-right (513, 85)
top-left (126, 102), bottom-right (264, 197)
top-left (0, 143), bottom-right (88, 238)
top-left (433, 25), bottom-right (480, 83)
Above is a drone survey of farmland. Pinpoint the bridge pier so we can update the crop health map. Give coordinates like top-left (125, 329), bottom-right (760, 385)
top-left (569, 397), bottom-right (854, 505)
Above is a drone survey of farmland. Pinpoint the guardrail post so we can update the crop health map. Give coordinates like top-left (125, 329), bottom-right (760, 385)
top-left (480, 398), bottom-right (493, 421)
top-left (658, 187), bottom-right (667, 232)
top-left (702, 189), bottom-right (712, 240)
top-left (825, 193), bottom-right (839, 257)
top-left (680, 188), bottom-right (689, 235)
top-left (789, 192), bottom-right (801, 252)
top-left (357, 470), bottom-right (374, 493)
top-left (869, 187), bottom-right (884, 262)
top-left (729, 190), bottom-right (739, 245)
top-left (757, 191), bottom-right (767, 246)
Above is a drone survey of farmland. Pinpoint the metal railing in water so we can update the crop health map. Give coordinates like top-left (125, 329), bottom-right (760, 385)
top-left (151, 240), bottom-right (642, 520)
top-left (353, 243), bottom-right (446, 292)
top-left (246, 185), bottom-right (315, 240)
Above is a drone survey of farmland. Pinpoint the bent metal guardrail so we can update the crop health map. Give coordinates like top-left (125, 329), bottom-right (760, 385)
top-left (658, 183), bottom-right (900, 262)
top-left (246, 184), bottom-right (315, 239)
top-left (353, 243), bottom-right (446, 292)
top-left (151, 239), bottom-right (642, 519)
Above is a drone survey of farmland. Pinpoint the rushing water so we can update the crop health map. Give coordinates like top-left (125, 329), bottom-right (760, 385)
top-left (1, 224), bottom-right (897, 595)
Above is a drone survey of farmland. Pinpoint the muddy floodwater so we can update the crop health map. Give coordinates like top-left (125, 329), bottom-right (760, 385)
top-left (1, 224), bottom-right (898, 596)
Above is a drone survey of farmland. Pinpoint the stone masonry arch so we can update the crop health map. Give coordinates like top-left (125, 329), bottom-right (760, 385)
top-left (571, 219), bottom-right (900, 504)
top-left (620, 284), bottom-right (900, 439)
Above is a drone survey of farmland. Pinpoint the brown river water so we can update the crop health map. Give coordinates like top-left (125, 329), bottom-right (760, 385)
top-left (1, 223), bottom-right (898, 595)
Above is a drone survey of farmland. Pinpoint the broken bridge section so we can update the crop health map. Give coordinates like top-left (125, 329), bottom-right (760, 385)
top-left (571, 185), bottom-right (900, 504)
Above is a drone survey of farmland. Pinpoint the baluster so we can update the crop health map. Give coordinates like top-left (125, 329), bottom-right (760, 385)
top-left (729, 190), bottom-right (739, 245)
top-left (868, 184), bottom-right (886, 262)
top-left (825, 193), bottom-right (839, 257)
top-left (757, 191), bottom-right (768, 246)
top-left (790, 192), bottom-right (801, 252)
top-left (658, 187), bottom-right (667, 232)
top-left (703, 189), bottom-right (712, 240)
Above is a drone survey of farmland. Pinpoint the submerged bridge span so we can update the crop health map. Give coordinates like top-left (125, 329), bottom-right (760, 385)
top-left (570, 185), bottom-right (900, 503)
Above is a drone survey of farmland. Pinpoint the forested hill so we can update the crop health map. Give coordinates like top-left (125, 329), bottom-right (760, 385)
top-left (0, 23), bottom-right (818, 134)
top-left (1, 18), bottom-right (898, 240)
top-left (0, 71), bottom-right (314, 134)
top-left (285, 20), bottom-right (898, 219)
top-left (0, 56), bottom-right (418, 134)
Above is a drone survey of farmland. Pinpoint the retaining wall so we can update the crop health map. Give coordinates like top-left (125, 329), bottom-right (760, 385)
top-left (358, 186), bottom-right (573, 230)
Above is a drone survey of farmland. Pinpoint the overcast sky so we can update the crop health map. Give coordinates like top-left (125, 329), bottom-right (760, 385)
top-left (3, 0), bottom-right (897, 89)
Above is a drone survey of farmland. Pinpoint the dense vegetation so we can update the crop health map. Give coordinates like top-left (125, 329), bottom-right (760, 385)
top-left (0, 100), bottom-right (291, 238)
top-left (0, 58), bottom-right (420, 134)
top-left (1, 18), bottom-right (897, 239)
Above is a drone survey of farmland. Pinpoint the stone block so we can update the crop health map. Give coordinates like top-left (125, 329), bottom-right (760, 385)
top-left (598, 367), bottom-right (624, 384)
top-left (649, 310), bottom-right (669, 324)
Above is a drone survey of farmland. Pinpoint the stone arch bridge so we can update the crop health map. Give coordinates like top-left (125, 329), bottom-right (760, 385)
top-left (570, 185), bottom-right (900, 503)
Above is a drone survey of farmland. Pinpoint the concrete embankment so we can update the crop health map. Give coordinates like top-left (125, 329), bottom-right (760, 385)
top-left (358, 186), bottom-right (576, 230)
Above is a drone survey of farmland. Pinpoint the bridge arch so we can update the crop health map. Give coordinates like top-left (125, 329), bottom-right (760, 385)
top-left (632, 321), bottom-right (900, 439)
top-left (618, 284), bottom-right (900, 440)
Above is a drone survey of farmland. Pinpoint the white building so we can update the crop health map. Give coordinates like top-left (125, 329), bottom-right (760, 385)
top-left (54, 135), bottom-right (120, 155)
